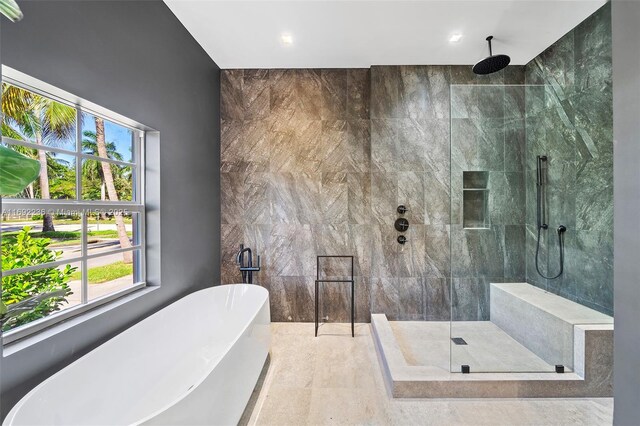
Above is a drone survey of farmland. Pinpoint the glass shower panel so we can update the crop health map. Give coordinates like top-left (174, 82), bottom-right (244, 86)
top-left (449, 84), bottom-right (568, 373)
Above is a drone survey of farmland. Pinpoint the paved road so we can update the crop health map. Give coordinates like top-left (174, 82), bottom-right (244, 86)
top-left (1, 221), bottom-right (132, 233)
top-left (59, 241), bottom-right (133, 266)
top-left (2, 220), bottom-right (133, 266)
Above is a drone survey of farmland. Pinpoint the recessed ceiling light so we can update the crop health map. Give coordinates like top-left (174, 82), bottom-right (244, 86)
top-left (449, 34), bottom-right (463, 43)
top-left (280, 33), bottom-right (293, 45)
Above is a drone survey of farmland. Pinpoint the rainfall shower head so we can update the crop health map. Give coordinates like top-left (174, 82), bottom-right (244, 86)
top-left (472, 36), bottom-right (511, 75)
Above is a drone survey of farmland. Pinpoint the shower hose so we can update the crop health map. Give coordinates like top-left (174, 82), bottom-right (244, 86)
top-left (535, 225), bottom-right (566, 280)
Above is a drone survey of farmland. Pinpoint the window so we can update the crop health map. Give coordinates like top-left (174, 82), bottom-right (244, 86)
top-left (1, 69), bottom-right (146, 343)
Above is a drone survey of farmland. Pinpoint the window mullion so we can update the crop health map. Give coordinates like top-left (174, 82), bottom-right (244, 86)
top-left (76, 106), bottom-right (89, 305)
top-left (2, 256), bottom-right (85, 277)
top-left (81, 213), bottom-right (88, 305)
top-left (138, 132), bottom-right (146, 284)
top-left (2, 137), bottom-right (137, 168)
top-left (85, 245), bottom-right (142, 261)
top-left (0, 200), bottom-right (145, 212)
top-left (76, 107), bottom-right (82, 202)
top-left (2, 244), bottom-right (144, 277)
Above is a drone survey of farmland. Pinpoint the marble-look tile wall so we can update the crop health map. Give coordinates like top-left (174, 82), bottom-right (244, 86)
top-left (369, 65), bottom-right (527, 322)
top-left (371, 66), bottom-right (524, 321)
top-left (369, 65), bottom-right (453, 321)
top-left (221, 65), bottom-right (526, 323)
top-left (220, 69), bottom-right (372, 322)
top-left (524, 3), bottom-right (613, 315)
top-left (220, 8), bottom-right (613, 322)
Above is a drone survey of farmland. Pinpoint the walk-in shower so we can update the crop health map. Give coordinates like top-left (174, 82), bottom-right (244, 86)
top-left (448, 83), bottom-right (564, 374)
top-left (371, 3), bottom-right (613, 396)
top-left (446, 77), bottom-right (613, 374)
top-left (374, 67), bottom-right (614, 390)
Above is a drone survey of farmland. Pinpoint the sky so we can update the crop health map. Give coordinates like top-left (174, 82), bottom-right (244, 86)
top-left (81, 112), bottom-right (134, 163)
top-left (52, 112), bottom-right (134, 169)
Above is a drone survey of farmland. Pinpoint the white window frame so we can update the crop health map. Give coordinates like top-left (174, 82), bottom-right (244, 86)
top-left (1, 66), bottom-right (148, 345)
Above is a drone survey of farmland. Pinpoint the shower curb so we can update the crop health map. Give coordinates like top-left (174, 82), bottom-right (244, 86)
top-left (371, 312), bottom-right (613, 398)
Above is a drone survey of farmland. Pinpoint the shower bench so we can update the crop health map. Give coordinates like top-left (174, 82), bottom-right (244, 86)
top-left (490, 283), bottom-right (613, 372)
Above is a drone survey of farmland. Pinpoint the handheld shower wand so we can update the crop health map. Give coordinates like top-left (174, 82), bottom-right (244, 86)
top-left (536, 155), bottom-right (548, 230)
top-left (535, 155), bottom-right (567, 280)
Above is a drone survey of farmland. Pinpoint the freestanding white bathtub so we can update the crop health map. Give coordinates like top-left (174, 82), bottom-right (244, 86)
top-left (4, 284), bottom-right (271, 426)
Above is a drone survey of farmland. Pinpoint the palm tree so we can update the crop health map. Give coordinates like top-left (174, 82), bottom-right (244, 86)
top-left (82, 130), bottom-right (124, 204)
top-left (2, 84), bottom-right (76, 231)
top-left (93, 117), bottom-right (133, 263)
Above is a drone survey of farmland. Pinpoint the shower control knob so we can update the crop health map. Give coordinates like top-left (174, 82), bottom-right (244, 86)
top-left (397, 235), bottom-right (407, 245)
top-left (397, 205), bottom-right (409, 214)
top-left (395, 218), bottom-right (409, 232)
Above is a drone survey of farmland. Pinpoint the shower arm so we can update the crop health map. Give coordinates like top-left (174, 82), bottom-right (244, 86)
top-left (487, 35), bottom-right (493, 56)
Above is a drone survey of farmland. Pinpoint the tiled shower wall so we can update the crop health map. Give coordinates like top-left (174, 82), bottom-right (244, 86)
top-left (368, 65), bottom-right (454, 321)
top-left (524, 3), bottom-right (613, 315)
top-left (220, 5), bottom-right (612, 321)
top-left (370, 66), bottom-right (526, 322)
top-left (220, 69), bottom-right (373, 322)
top-left (221, 66), bottom-right (526, 322)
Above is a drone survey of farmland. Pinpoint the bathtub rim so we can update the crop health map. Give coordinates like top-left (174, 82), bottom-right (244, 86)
top-left (4, 283), bottom-right (270, 426)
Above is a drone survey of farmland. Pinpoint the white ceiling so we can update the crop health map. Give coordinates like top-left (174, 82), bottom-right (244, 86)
top-left (164, 0), bottom-right (607, 69)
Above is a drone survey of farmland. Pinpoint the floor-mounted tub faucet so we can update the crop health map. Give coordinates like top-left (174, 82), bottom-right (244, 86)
top-left (236, 244), bottom-right (261, 284)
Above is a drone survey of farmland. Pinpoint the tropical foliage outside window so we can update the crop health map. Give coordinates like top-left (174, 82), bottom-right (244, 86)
top-left (1, 76), bottom-right (145, 337)
top-left (0, 0), bottom-right (23, 23)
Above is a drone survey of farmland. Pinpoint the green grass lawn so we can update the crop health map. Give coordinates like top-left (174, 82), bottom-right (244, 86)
top-left (70, 261), bottom-right (133, 284)
top-left (88, 230), bottom-right (128, 237)
top-left (49, 238), bottom-right (101, 247)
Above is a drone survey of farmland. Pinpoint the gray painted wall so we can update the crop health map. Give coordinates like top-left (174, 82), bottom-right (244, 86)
top-left (0, 0), bottom-right (220, 418)
top-left (612, 1), bottom-right (640, 424)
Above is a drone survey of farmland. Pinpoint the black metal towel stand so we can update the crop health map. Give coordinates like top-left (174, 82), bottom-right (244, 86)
top-left (315, 255), bottom-right (354, 337)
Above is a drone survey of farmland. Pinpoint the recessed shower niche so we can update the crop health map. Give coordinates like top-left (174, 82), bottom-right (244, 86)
top-left (462, 171), bottom-right (489, 229)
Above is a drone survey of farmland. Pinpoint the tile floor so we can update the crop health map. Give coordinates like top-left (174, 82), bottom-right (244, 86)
top-left (242, 323), bottom-right (613, 425)
top-left (391, 321), bottom-right (561, 373)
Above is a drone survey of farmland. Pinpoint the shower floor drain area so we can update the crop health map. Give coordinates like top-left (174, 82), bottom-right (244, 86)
top-left (451, 337), bottom-right (468, 345)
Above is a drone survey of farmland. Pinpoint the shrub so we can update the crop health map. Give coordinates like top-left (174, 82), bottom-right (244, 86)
top-left (36, 231), bottom-right (79, 239)
top-left (54, 213), bottom-right (80, 220)
top-left (1, 227), bottom-right (76, 331)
